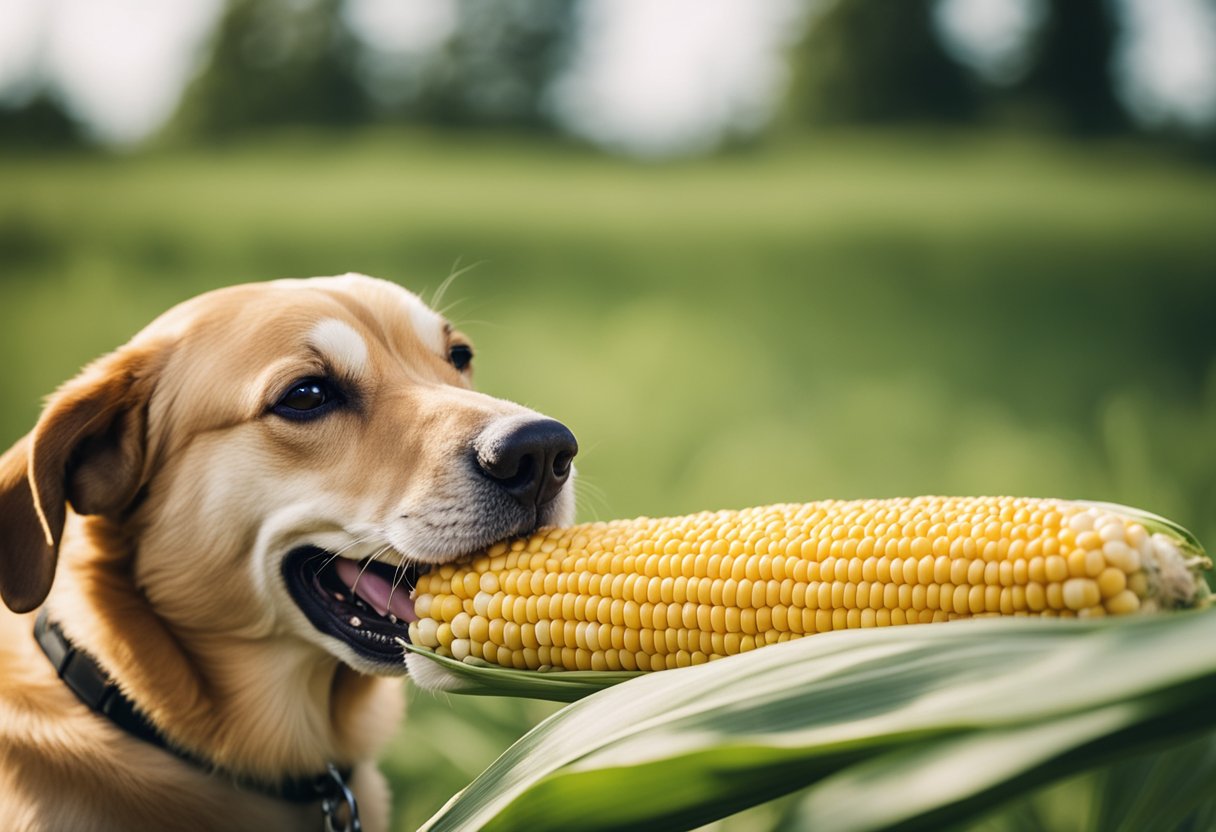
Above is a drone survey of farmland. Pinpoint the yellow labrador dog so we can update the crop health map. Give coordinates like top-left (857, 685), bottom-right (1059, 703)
top-left (0, 274), bottom-right (577, 831)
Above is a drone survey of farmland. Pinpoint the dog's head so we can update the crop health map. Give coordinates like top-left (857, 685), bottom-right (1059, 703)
top-left (0, 273), bottom-right (576, 676)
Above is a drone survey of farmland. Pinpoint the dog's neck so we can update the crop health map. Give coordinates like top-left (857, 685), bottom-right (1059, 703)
top-left (43, 515), bottom-right (404, 782)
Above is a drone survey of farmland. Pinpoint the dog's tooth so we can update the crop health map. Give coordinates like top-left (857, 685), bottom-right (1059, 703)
top-left (388, 614), bottom-right (398, 624)
top-left (349, 616), bottom-right (362, 628)
top-left (333, 592), bottom-right (346, 602)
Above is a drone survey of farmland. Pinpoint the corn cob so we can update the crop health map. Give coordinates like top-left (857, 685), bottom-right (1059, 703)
top-left (405, 497), bottom-right (1210, 672)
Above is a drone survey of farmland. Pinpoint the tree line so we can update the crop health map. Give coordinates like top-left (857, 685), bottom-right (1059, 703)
top-left (1, 0), bottom-right (1209, 153)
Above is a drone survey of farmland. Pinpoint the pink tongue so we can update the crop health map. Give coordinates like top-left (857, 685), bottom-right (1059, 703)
top-left (334, 559), bottom-right (418, 622)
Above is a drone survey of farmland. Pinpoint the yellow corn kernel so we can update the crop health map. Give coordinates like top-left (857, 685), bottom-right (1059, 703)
top-left (408, 497), bottom-right (1208, 671)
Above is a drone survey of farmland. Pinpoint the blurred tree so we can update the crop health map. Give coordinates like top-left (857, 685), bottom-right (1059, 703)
top-left (789, 0), bottom-right (978, 125)
top-left (0, 94), bottom-right (83, 149)
top-left (408, 0), bottom-right (578, 129)
top-left (1011, 0), bottom-right (1128, 135)
top-left (171, 0), bottom-right (368, 138)
top-left (787, 0), bottom-right (1149, 139)
top-left (170, 0), bottom-right (577, 138)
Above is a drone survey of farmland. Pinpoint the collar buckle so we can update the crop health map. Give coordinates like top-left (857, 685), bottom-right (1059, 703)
top-left (320, 763), bottom-right (362, 832)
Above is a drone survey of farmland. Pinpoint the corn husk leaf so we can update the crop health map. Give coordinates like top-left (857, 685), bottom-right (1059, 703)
top-left (416, 610), bottom-right (1216, 832)
top-left (402, 642), bottom-right (640, 702)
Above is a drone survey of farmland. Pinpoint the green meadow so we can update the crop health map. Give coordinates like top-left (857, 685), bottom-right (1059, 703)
top-left (2, 130), bottom-right (1214, 829)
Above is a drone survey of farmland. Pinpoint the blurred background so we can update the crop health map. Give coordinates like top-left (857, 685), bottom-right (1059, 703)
top-left (2, 0), bottom-right (1215, 828)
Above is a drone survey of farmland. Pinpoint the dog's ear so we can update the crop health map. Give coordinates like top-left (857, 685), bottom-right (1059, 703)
top-left (0, 436), bottom-right (52, 612)
top-left (0, 346), bottom-right (164, 613)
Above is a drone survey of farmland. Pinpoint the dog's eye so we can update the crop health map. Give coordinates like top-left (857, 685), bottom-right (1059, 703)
top-left (273, 378), bottom-right (341, 419)
top-left (449, 344), bottom-right (473, 372)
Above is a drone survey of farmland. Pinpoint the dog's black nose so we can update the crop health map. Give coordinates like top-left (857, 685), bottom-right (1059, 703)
top-left (474, 419), bottom-right (577, 508)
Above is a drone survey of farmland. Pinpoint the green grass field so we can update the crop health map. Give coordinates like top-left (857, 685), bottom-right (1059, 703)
top-left (2, 129), bottom-right (1214, 829)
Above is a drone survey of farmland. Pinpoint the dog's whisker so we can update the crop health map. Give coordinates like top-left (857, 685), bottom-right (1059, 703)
top-left (314, 534), bottom-right (379, 573)
top-left (429, 259), bottom-right (463, 308)
top-left (574, 476), bottom-right (612, 521)
top-left (385, 555), bottom-right (410, 617)
top-left (575, 476), bottom-right (608, 498)
top-left (313, 536), bottom-right (367, 563)
top-left (308, 537), bottom-right (383, 606)
top-left (349, 544), bottom-right (393, 596)
top-left (430, 258), bottom-right (485, 312)
top-left (434, 296), bottom-right (469, 320)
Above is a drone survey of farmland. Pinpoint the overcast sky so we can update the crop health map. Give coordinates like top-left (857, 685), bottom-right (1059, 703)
top-left (0, 0), bottom-right (1213, 154)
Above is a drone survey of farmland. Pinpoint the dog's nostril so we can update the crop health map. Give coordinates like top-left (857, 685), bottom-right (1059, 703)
top-left (495, 455), bottom-right (536, 491)
top-left (474, 418), bottom-right (577, 508)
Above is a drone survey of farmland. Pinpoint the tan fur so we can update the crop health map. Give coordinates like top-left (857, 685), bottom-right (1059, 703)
top-left (0, 274), bottom-right (573, 831)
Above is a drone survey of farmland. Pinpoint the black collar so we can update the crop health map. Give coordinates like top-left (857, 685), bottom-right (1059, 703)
top-left (33, 610), bottom-right (361, 830)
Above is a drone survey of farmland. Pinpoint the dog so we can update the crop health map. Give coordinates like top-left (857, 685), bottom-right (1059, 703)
top-left (0, 273), bottom-right (577, 831)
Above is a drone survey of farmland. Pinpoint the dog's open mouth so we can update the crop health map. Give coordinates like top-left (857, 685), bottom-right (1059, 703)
top-left (283, 547), bottom-right (427, 664)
